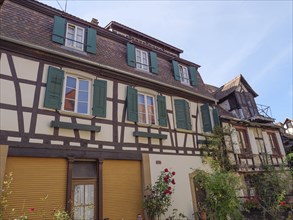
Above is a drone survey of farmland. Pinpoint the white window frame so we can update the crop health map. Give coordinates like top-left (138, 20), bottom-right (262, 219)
top-left (137, 93), bottom-right (157, 125)
top-left (65, 23), bottom-right (85, 51)
top-left (135, 48), bottom-right (149, 71)
top-left (178, 64), bottom-right (190, 85)
top-left (62, 74), bottom-right (91, 115)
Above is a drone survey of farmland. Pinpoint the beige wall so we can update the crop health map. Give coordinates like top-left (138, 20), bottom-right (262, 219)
top-left (144, 154), bottom-right (209, 219)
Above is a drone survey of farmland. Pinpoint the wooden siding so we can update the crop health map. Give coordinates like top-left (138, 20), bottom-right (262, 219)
top-left (103, 160), bottom-right (143, 220)
top-left (4, 157), bottom-right (67, 220)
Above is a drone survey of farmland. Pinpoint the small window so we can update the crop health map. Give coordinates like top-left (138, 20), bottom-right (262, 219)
top-left (135, 48), bottom-right (149, 71)
top-left (65, 23), bottom-right (85, 51)
top-left (267, 132), bottom-right (280, 155)
top-left (236, 128), bottom-right (251, 154)
top-left (179, 64), bottom-right (190, 85)
top-left (63, 75), bottom-right (90, 114)
top-left (138, 93), bottom-right (156, 125)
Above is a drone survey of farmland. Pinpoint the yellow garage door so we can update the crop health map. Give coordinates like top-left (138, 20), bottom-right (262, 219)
top-left (103, 160), bottom-right (143, 220)
top-left (3, 157), bottom-right (67, 220)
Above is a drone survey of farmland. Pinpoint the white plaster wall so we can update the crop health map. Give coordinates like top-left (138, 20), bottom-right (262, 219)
top-left (0, 53), bottom-right (12, 76)
top-left (19, 83), bottom-right (35, 108)
top-left (13, 56), bottom-right (39, 81)
top-left (0, 109), bottom-right (19, 132)
top-left (35, 114), bottom-right (54, 135)
top-left (0, 79), bottom-right (16, 105)
top-left (148, 154), bottom-right (209, 219)
top-left (95, 124), bottom-right (113, 142)
top-left (123, 127), bottom-right (135, 143)
top-left (23, 112), bottom-right (32, 133)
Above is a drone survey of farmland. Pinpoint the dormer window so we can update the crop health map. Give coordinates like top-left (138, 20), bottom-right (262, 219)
top-left (65, 23), bottom-right (85, 51)
top-left (172, 60), bottom-right (198, 87)
top-left (52, 16), bottom-right (97, 54)
top-left (126, 43), bottom-right (158, 74)
top-left (178, 64), bottom-right (190, 85)
top-left (135, 48), bottom-right (149, 71)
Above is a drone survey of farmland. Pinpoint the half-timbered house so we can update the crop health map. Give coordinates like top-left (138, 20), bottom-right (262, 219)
top-left (208, 74), bottom-right (287, 198)
top-left (0, 0), bottom-right (221, 219)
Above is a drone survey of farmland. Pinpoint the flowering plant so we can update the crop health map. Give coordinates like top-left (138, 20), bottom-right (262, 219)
top-left (144, 168), bottom-right (176, 220)
top-left (242, 197), bottom-right (260, 211)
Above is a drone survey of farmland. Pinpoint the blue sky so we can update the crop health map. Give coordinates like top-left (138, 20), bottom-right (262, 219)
top-left (39, 0), bottom-right (293, 123)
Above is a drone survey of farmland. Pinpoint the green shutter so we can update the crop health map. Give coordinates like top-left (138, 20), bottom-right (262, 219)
top-left (86, 27), bottom-right (97, 54)
top-left (157, 95), bottom-right (167, 126)
top-left (189, 66), bottom-right (198, 86)
top-left (92, 79), bottom-right (107, 117)
top-left (127, 43), bottom-right (136, 67)
top-left (201, 103), bottom-right (212, 132)
top-left (212, 108), bottom-right (220, 127)
top-left (149, 51), bottom-right (158, 74)
top-left (175, 99), bottom-right (191, 130)
top-left (52, 16), bottom-right (66, 44)
top-left (172, 60), bottom-right (180, 81)
top-left (127, 86), bottom-right (138, 122)
top-left (44, 66), bottom-right (64, 109)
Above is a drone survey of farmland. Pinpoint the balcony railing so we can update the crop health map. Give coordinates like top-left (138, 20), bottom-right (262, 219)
top-left (256, 104), bottom-right (273, 118)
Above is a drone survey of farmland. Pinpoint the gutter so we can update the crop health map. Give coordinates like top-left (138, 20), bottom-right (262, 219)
top-left (0, 35), bottom-right (217, 102)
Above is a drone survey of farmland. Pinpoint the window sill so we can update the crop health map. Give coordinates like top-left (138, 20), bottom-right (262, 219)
top-left (61, 45), bottom-right (87, 56)
top-left (51, 120), bottom-right (101, 132)
top-left (58, 110), bottom-right (94, 119)
top-left (133, 131), bottom-right (167, 139)
top-left (175, 128), bottom-right (194, 133)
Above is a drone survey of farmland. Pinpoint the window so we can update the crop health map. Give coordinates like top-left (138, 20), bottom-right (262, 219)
top-left (52, 16), bottom-right (97, 54)
top-left (136, 49), bottom-right (149, 71)
top-left (71, 162), bottom-right (97, 220)
top-left (73, 182), bottom-right (95, 220)
top-left (236, 128), bottom-right (251, 154)
top-left (174, 99), bottom-right (191, 130)
top-left (65, 23), bottom-right (85, 51)
top-left (126, 87), bottom-right (167, 126)
top-left (126, 43), bottom-right (158, 74)
top-left (200, 104), bottom-right (220, 133)
top-left (267, 132), bottom-right (280, 155)
top-left (178, 64), bottom-right (190, 85)
top-left (63, 75), bottom-right (90, 114)
top-left (172, 60), bottom-right (198, 86)
top-left (44, 66), bottom-right (107, 117)
top-left (138, 93), bottom-right (156, 125)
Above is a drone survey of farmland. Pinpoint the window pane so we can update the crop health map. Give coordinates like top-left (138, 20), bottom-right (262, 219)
top-left (138, 94), bottom-right (145, 104)
top-left (85, 184), bottom-right (94, 204)
top-left (85, 206), bottom-right (94, 220)
top-left (74, 207), bottom-right (84, 220)
top-left (64, 99), bottom-right (75, 111)
top-left (79, 80), bottom-right (89, 91)
top-left (78, 91), bottom-right (88, 102)
top-left (138, 113), bottom-right (146, 123)
top-left (78, 102), bottom-right (88, 114)
top-left (67, 76), bottom-right (76, 88)
top-left (74, 185), bottom-right (84, 205)
top-left (65, 87), bottom-right (76, 100)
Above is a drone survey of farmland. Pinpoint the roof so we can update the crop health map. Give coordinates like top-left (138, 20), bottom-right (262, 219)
top-left (213, 74), bottom-right (258, 100)
top-left (105, 21), bottom-right (183, 55)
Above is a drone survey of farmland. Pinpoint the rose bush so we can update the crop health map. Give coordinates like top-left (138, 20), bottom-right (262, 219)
top-left (143, 168), bottom-right (176, 220)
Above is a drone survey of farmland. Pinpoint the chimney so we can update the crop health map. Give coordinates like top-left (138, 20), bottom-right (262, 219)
top-left (91, 18), bottom-right (99, 26)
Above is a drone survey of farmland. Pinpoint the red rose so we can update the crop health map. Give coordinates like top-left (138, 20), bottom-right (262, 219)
top-left (29, 207), bottom-right (35, 212)
top-left (171, 179), bottom-right (175, 185)
top-left (169, 191), bottom-right (172, 194)
top-left (172, 171), bottom-right (176, 176)
top-left (280, 201), bottom-right (286, 206)
top-left (164, 190), bottom-right (169, 194)
top-left (164, 168), bottom-right (169, 172)
top-left (164, 178), bottom-right (168, 183)
top-left (168, 186), bottom-right (171, 190)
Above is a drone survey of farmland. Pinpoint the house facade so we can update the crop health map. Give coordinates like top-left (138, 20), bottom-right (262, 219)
top-left (0, 0), bottom-right (223, 219)
top-left (208, 75), bottom-right (287, 197)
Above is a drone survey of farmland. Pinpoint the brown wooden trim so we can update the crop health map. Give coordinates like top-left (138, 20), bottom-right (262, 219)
top-left (8, 146), bottom-right (142, 160)
top-left (29, 62), bottom-right (44, 134)
top-left (98, 160), bottom-right (103, 220)
top-left (112, 81), bottom-right (119, 149)
top-left (7, 54), bottom-right (24, 135)
top-left (66, 158), bottom-right (74, 212)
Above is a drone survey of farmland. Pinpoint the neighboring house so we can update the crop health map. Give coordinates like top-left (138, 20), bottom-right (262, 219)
top-left (0, 0), bottom-right (221, 219)
top-left (208, 74), bottom-right (287, 197)
top-left (281, 118), bottom-right (293, 154)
